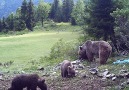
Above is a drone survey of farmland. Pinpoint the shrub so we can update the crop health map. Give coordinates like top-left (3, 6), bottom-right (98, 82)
top-left (49, 39), bottom-right (79, 60)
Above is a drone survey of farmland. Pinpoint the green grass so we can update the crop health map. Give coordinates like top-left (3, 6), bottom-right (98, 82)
top-left (0, 31), bottom-right (79, 62)
top-left (0, 23), bottom-right (81, 72)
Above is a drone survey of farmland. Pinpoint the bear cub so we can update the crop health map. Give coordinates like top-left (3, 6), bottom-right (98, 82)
top-left (8, 74), bottom-right (47, 90)
top-left (61, 60), bottom-right (75, 78)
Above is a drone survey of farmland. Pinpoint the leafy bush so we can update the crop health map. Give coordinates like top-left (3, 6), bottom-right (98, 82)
top-left (49, 39), bottom-right (79, 60)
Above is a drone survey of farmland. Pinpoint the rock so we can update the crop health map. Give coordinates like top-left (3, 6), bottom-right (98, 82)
top-left (0, 75), bottom-right (3, 80)
top-left (111, 73), bottom-right (115, 77)
top-left (21, 71), bottom-right (25, 74)
top-left (78, 64), bottom-right (85, 69)
top-left (37, 66), bottom-right (44, 71)
top-left (89, 68), bottom-right (98, 75)
top-left (97, 73), bottom-right (103, 78)
top-left (106, 74), bottom-right (112, 78)
top-left (121, 82), bottom-right (127, 89)
top-left (127, 79), bottom-right (129, 84)
top-left (106, 73), bottom-right (115, 79)
top-left (81, 74), bottom-right (87, 78)
top-left (125, 72), bottom-right (129, 78)
top-left (103, 70), bottom-right (109, 77)
top-left (116, 74), bottom-right (125, 79)
top-left (112, 76), bottom-right (117, 81)
top-left (120, 69), bottom-right (128, 73)
top-left (101, 77), bottom-right (107, 81)
top-left (71, 61), bottom-right (77, 65)
top-left (71, 60), bottom-right (80, 65)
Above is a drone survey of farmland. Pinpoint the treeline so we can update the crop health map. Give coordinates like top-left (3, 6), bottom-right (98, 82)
top-left (0, 0), bottom-right (76, 32)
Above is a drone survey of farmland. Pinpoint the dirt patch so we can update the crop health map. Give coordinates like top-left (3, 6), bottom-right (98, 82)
top-left (0, 73), bottom-right (126, 90)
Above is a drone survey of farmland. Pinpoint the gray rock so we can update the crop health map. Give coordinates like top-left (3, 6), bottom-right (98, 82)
top-left (120, 69), bottom-right (128, 73)
top-left (37, 66), bottom-right (44, 71)
top-left (103, 70), bottom-right (109, 77)
top-left (89, 68), bottom-right (98, 75)
top-left (112, 76), bottom-right (117, 81)
top-left (78, 64), bottom-right (85, 69)
top-left (71, 60), bottom-right (80, 65)
top-left (106, 73), bottom-right (115, 79)
top-left (97, 73), bottom-right (103, 78)
top-left (0, 75), bottom-right (3, 80)
top-left (127, 79), bottom-right (129, 84)
top-left (106, 74), bottom-right (112, 78)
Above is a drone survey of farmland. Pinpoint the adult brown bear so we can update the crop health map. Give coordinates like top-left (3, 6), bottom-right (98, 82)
top-left (8, 74), bottom-right (47, 90)
top-left (61, 60), bottom-right (75, 78)
top-left (78, 40), bottom-right (112, 64)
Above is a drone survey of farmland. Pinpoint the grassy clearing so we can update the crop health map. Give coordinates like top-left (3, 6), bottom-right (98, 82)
top-left (0, 23), bottom-right (81, 72)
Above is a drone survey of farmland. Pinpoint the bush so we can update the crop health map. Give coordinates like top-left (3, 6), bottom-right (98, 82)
top-left (49, 39), bottom-right (79, 60)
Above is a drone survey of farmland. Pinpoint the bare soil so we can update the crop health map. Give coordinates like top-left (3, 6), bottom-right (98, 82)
top-left (0, 73), bottom-right (123, 90)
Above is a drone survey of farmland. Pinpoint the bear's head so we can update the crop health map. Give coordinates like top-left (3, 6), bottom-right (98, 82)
top-left (78, 46), bottom-right (87, 60)
top-left (68, 66), bottom-right (75, 77)
top-left (38, 78), bottom-right (47, 90)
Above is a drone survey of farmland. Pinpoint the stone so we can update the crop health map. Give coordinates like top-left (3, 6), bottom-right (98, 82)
top-left (97, 73), bottom-right (103, 78)
top-left (78, 64), bottom-right (85, 69)
top-left (112, 77), bottom-right (117, 81)
top-left (89, 68), bottom-right (98, 75)
top-left (0, 75), bottom-right (3, 80)
top-left (103, 70), bottom-right (109, 77)
top-left (37, 66), bottom-right (44, 71)
top-left (127, 79), bottom-right (129, 84)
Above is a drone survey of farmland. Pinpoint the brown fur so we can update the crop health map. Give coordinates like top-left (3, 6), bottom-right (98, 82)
top-left (61, 60), bottom-right (75, 78)
top-left (8, 74), bottom-right (47, 90)
top-left (78, 40), bottom-right (112, 64)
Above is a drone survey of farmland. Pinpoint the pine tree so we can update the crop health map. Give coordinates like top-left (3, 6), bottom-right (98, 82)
top-left (84, 0), bottom-right (115, 41)
top-left (6, 13), bottom-right (14, 31)
top-left (2, 17), bottom-right (7, 33)
top-left (26, 0), bottom-right (35, 31)
top-left (49, 0), bottom-right (62, 22)
top-left (0, 19), bottom-right (2, 32)
top-left (62, 0), bottom-right (74, 22)
top-left (14, 8), bottom-right (26, 31)
top-left (21, 0), bottom-right (28, 23)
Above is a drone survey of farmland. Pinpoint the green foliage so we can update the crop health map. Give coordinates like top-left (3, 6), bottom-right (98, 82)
top-left (50, 0), bottom-right (63, 22)
top-left (26, 0), bottom-right (35, 31)
top-left (83, 0), bottom-right (115, 41)
top-left (62, 0), bottom-right (74, 22)
top-left (71, 0), bottom-right (85, 25)
top-left (111, 1), bottom-right (129, 35)
top-left (36, 0), bottom-right (51, 27)
top-left (21, 0), bottom-right (28, 22)
top-left (49, 39), bottom-right (79, 60)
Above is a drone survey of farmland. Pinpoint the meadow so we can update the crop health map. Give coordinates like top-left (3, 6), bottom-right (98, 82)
top-left (0, 23), bottom-right (81, 72)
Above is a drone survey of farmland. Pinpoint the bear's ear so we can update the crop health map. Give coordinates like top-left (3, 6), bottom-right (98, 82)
top-left (79, 46), bottom-right (83, 50)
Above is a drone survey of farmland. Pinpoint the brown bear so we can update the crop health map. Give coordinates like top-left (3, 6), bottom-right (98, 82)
top-left (61, 60), bottom-right (75, 78)
top-left (78, 40), bottom-right (112, 64)
top-left (8, 74), bottom-right (47, 90)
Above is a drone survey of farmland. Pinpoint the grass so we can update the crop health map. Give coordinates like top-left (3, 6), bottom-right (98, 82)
top-left (0, 23), bottom-right (81, 72)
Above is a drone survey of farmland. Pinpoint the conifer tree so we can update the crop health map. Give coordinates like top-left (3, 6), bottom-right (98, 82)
top-left (84, 0), bottom-right (115, 41)
top-left (21, 0), bottom-right (28, 23)
top-left (49, 0), bottom-right (62, 22)
top-left (62, 0), bottom-right (74, 22)
top-left (26, 0), bottom-right (35, 31)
